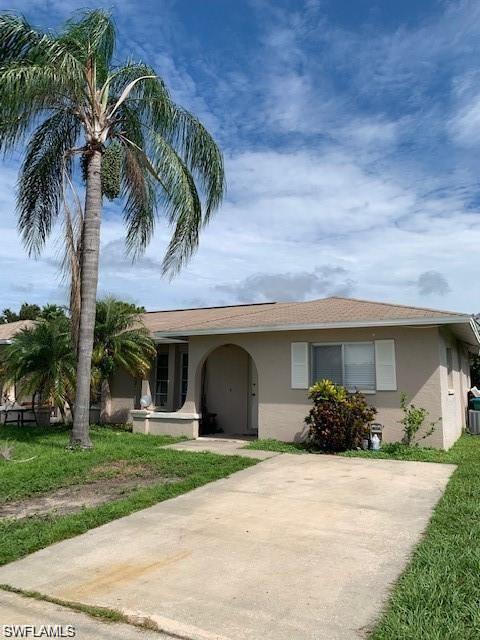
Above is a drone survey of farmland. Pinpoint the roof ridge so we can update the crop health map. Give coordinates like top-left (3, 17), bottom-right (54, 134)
top-left (323, 296), bottom-right (469, 317)
top-left (176, 300), bottom-right (298, 330)
top-left (143, 301), bottom-right (277, 314)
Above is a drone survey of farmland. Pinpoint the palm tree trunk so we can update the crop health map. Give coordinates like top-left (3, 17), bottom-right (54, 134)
top-left (70, 149), bottom-right (102, 447)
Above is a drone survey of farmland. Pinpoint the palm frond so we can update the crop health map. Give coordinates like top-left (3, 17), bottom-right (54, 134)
top-left (109, 62), bottom-right (173, 128)
top-left (18, 111), bottom-right (80, 255)
top-left (0, 14), bottom-right (84, 78)
top-left (121, 142), bottom-right (158, 256)
top-left (150, 135), bottom-right (203, 275)
top-left (0, 13), bottom-right (44, 61)
top-left (93, 298), bottom-right (155, 380)
top-left (0, 63), bottom-right (78, 153)
top-left (59, 10), bottom-right (115, 82)
top-left (169, 107), bottom-right (225, 220)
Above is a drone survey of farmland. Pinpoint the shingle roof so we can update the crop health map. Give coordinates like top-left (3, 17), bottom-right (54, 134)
top-left (0, 298), bottom-right (471, 343)
top-left (143, 296), bottom-right (470, 335)
top-left (0, 319), bottom-right (35, 342)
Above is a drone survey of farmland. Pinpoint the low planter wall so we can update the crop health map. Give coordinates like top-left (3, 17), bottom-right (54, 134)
top-left (130, 410), bottom-right (200, 438)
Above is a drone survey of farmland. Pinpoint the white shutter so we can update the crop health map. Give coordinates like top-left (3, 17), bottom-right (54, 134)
top-left (375, 340), bottom-right (397, 391)
top-left (291, 342), bottom-right (309, 389)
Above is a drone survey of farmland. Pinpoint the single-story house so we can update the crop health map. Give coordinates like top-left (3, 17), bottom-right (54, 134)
top-left (1, 297), bottom-right (479, 449)
top-left (121, 296), bottom-right (478, 450)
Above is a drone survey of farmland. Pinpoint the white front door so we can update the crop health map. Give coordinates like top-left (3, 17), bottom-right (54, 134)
top-left (247, 357), bottom-right (258, 434)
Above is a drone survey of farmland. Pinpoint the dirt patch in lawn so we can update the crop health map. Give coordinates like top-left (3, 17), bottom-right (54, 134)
top-left (0, 460), bottom-right (178, 520)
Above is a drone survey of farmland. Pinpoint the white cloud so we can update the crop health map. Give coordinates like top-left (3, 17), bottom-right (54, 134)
top-left (2, 0), bottom-right (480, 316)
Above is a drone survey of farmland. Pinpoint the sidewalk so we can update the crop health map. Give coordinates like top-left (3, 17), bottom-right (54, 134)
top-left (0, 590), bottom-right (170, 639)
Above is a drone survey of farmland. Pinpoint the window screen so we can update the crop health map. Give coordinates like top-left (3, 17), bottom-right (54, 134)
top-left (312, 345), bottom-right (343, 385)
top-left (344, 343), bottom-right (375, 391)
top-left (312, 343), bottom-right (375, 391)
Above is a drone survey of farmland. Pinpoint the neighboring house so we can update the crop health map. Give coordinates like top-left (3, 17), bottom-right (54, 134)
top-left (0, 320), bottom-right (35, 402)
top-left (1, 297), bottom-right (478, 449)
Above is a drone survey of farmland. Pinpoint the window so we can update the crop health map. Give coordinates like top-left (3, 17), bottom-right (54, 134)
top-left (155, 351), bottom-right (169, 408)
top-left (446, 347), bottom-right (454, 390)
top-left (312, 342), bottom-right (376, 391)
top-left (179, 352), bottom-right (188, 406)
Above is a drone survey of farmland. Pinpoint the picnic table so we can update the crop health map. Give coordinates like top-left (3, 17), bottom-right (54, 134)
top-left (0, 403), bottom-right (37, 427)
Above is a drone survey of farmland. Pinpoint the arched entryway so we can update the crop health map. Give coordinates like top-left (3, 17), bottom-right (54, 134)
top-left (200, 344), bottom-right (258, 437)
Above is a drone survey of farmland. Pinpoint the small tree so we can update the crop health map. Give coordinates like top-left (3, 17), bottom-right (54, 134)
top-left (91, 298), bottom-right (156, 421)
top-left (305, 379), bottom-right (377, 452)
top-left (2, 299), bottom-right (155, 425)
top-left (0, 303), bottom-right (41, 324)
top-left (399, 393), bottom-right (438, 447)
top-left (2, 315), bottom-right (76, 420)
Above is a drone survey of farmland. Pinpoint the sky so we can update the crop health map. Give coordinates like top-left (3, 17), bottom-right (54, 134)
top-left (1, 0), bottom-right (480, 313)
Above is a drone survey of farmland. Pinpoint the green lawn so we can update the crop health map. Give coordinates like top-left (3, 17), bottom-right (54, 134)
top-left (0, 423), bottom-right (257, 566)
top-left (242, 438), bottom-right (308, 454)
top-left (365, 434), bottom-right (480, 640)
top-left (246, 433), bottom-right (480, 639)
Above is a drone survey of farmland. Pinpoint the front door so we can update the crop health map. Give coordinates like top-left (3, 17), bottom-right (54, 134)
top-left (247, 357), bottom-right (258, 434)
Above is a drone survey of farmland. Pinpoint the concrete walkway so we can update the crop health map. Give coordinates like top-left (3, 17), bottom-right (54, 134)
top-left (163, 436), bottom-right (278, 459)
top-left (0, 454), bottom-right (454, 640)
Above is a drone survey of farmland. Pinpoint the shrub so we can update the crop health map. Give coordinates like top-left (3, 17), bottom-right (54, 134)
top-left (305, 379), bottom-right (377, 452)
top-left (399, 392), bottom-right (439, 446)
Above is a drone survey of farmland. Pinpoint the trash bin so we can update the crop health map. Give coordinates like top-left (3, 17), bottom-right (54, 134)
top-left (469, 410), bottom-right (480, 435)
top-left (470, 397), bottom-right (480, 411)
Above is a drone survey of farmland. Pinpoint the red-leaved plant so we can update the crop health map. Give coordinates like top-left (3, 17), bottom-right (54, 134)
top-left (305, 379), bottom-right (377, 452)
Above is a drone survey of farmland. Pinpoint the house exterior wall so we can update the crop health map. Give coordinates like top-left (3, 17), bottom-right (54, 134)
top-left (108, 369), bottom-right (140, 423)
top-left (439, 328), bottom-right (470, 450)
top-left (181, 325), bottom-right (450, 448)
top-left (109, 323), bottom-right (470, 449)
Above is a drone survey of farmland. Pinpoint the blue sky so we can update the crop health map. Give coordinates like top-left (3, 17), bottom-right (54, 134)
top-left (1, 0), bottom-right (480, 312)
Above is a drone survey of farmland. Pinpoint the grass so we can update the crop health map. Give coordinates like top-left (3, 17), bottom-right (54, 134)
top-left (245, 433), bottom-right (480, 639)
top-left (365, 434), bottom-right (480, 640)
top-left (0, 423), bottom-right (257, 566)
top-left (242, 438), bottom-right (308, 454)
top-left (1, 584), bottom-right (129, 624)
top-left (3, 425), bottom-right (479, 638)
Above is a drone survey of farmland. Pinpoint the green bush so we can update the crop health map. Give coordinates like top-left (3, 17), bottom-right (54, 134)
top-left (305, 379), bottom-right (377, 452)
top-left (399, 392), bottom-right (438, 446)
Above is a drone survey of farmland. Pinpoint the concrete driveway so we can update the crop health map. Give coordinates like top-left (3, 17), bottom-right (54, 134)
top-left (0, 454), bottom-right (454, 640)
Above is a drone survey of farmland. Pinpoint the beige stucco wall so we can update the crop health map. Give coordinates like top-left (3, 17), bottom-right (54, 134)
top-left (131, 410), bottom-right (199, 438)
top-left (181, 326), bottom-right (451, 447)
top-left (107, 343), bottom-right (186, 423)
top-left (439, 328), bottom-right (470, 449)
top-left (203, 344), bottom-right (249, 434)
top-left (109, 324), bottom-right (470, 449)
top-left (109, 369), bottom-right (139, 423)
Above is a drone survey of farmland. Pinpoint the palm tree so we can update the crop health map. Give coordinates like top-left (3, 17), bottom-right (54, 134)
top-left (1, 316), bottom-right (76, 422)
top-left (1, 299), bottom-right (155, 425)
top-left (0, 10), bottom-right (225, 447)
top-left (91, 298), bottom-right (156, 421)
